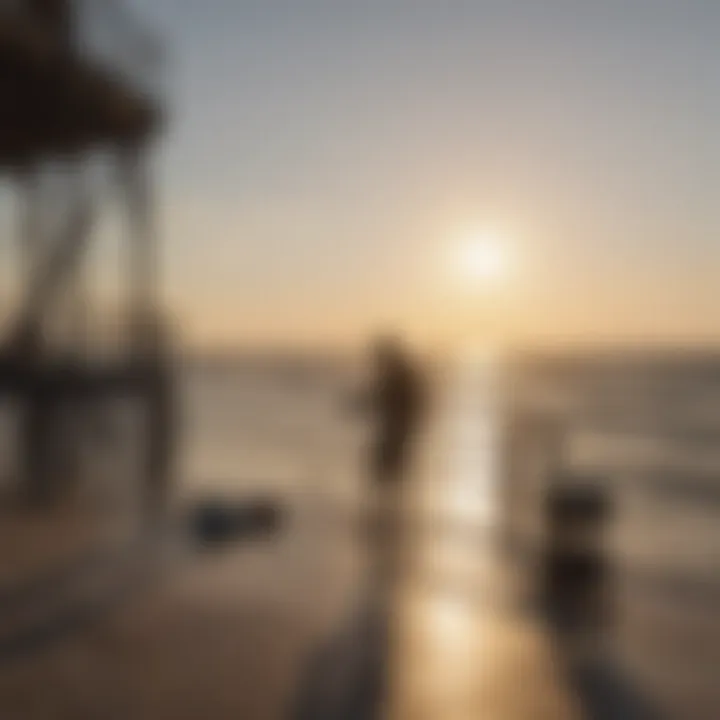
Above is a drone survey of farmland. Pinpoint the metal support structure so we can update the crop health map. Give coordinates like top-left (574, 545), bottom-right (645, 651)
top-left (12, 185), bottom-right (93, 340)
top-left (125, 149), bottom-right (156, 315)
top-left (0, 1), bottom-right (169, 511)
top-left (16, 168), bottom-right (41, 304)
top-left (119, 147), bottom-right (160, 355)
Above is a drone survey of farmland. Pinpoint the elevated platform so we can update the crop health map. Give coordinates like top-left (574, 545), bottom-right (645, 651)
top-left (0, 2), bottom-right (163, 168)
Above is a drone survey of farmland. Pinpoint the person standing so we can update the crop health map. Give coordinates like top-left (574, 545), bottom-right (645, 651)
top-left (363, 335), bottom-right (427, 594)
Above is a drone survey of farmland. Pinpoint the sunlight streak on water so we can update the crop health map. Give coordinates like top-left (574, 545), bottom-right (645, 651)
top-left (441, 348), bottom-right (502, 526)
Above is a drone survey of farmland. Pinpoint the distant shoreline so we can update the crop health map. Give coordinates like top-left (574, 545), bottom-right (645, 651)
top-left (182, 342), bottom-right (720, 365)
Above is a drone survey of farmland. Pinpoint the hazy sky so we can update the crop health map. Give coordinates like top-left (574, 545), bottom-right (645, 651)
top-left (132, 0), bottom-right (720, 349)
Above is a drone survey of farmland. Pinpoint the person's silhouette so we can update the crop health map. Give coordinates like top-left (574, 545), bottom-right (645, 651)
top-left (363, 335), bottom-right (426, 594)
top-left (368, 336), bottom-right (424, 486)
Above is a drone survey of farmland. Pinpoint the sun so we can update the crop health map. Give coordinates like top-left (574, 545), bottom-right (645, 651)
top-left (452, 229), bottom-right (513, 287)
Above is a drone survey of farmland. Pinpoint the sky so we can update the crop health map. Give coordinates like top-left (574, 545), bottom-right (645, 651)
top-left (128, 0), bottom-right (719, 350)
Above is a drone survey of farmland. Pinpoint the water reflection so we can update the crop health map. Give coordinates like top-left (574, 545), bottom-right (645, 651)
top-left (292, 350), bottom-right (511, 720)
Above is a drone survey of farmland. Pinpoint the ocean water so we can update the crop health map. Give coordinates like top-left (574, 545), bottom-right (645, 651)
top-left (2, 353), bottom-right (719, 561)
top-left (178, 361), bottom-right (369, 504)
top-left (505, 353), bottom-right (720, 714)
top-left (175, 354), bottom-right (720, 585)
top-left (0, 353), bottom-right (718, 712)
